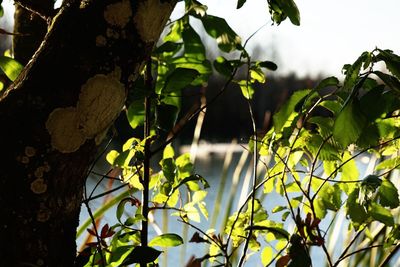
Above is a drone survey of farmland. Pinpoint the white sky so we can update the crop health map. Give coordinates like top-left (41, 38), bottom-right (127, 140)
top-left (2, 0), bottom-right (400, 78)
top-left (201, 0), bottom-right (400, 77)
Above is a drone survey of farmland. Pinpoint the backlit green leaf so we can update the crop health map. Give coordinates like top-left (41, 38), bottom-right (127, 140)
top-left (273, 89), bottom-right (311, 132)
top-left (369, 203), bottom-right (394, 226)
top-left (201, 15), bottom-right (241, 52)
top-left (375, 157), bottom-right (400, 171)
top-left (237, 80), bottom-right (255, 99)
top-left (378, 179), bottom-right (400, 208)
top-left (346, 188), bottom-right (368, 229)
top-left (126, 100), bottom-right (145, 129)
top-left (250, 67), bottom-right (265, 83)
top-left (261, 246), bottom-right (273, 265)
top-left (333, 101), bottom-right (367, 148)
top-left (149, 233), bottom-right (184, 247)
top-left (0, 56), bottom-right (23, 81)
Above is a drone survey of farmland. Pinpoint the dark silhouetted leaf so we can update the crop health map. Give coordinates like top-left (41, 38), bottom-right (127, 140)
top-left (279, 0), bottom-right (300, 26)
top-left (122, 246), bottom-right (162, 264)
top-left (374, 71), bottom-right (400, 93)
top-left (163, 68), bottom-right (200, 93)
top-left (315, 76), bottom-right (339, 91)
top-left (258, 60), bottom-right (278, 71)
top-left (237, 0), bottom-right (246, 9)
top-left (155, 103), bottom-right (179, 133)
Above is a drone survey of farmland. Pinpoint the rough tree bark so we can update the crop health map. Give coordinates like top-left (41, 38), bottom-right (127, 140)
top-left (0, 0), bottom-right (176, 266)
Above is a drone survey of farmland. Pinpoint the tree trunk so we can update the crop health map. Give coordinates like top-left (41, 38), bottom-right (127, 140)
top-left (0, 0), bottom-right (176, 266)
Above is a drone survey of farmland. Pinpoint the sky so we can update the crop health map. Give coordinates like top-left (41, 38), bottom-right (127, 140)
top-left (200, 0), bottom-right (400, 78)
top-left (2, 0), bottom-right (400, 78)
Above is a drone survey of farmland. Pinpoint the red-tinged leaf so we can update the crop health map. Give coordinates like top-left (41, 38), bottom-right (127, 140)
top-left (189, 232), bottom-right (209, 243)
top-left (311, 218), bottom-right (321, 228)
top-left (276, 255), bottom-right (291, 267)
top-left (100, 224), bottom-right (109, 238)
top-left (87, 228), bottom-right (97, 236)
top-left (86, 242), bottom-right (98, 247)
top-left (305, 213), bottom-right (312, 226)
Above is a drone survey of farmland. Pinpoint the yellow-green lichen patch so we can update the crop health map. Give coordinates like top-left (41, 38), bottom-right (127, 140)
top-left (134, 0), bottom-right (174, 42)
top-left (45, 107), bottom-right (86, 153)
top-left (77, 74), bottom-right (125, 138)
top-left (25, 146), bottom-right (36, 157)
top-left (95, 35), bottom-right (107, 47)
top-left (30, 178), bottom-right (47, 194)
top-left (37, 206), bottom-right (51, 222)
top-left (104, 0), bottom-right (132, 28)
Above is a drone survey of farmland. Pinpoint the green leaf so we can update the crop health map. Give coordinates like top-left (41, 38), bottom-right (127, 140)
top-left (377, 49), bottom-right (400, 80)
top-left (155, 104), bottom-right (179, 133)
top-left (149, 233), bottom-right (184, 247)
top-left (258, 60), bottom-right (278, 71)
top-left (201, 15), bottom-right (241, 52)
top-left (163, 144), bottom-right (175, 159)
top-left (153, 41), bottom-right (183, 55)
top-left (339, 152), bottom-right (359, 194)
top-left (122, 246), bottom-right (162, 264)
top-left (160, 158), bottom-right (176, 182)
top-left (214, 56), bottom-right (234, 77)
top-left (315, 76), bottom-right (339, 91)
top-left (333, 101), bottom-right (367, 148)
top-left (0, 81), bottom-right (4, 92)
top-left (346, 188), bottom-right (368, 229)
top-left (164, 19), bottom-right (184, 42)
top-left (126, 100), bottom-right (145, 129)
top-left (279, 0), bottom-right (301, 26)
top-left (175, 174), bottom-right (210, 190)
top-left (261, 246), bottom-right (273, 265)
top-left (378, 179), bottom-right (400, 208)
top-left (237, 0), bottom-right (246, 9)
top-left (369, 203), bottom-right (394, 226)
top-left (106, 150), bottom-right (120, 165)
top-left (374, 71), bottom-right (400, 93)
top-left (272, 206), bottom-right (287, 213)
top-left (163, 68), bottom-right (200, 93)
top-left (250, 67), bottom-right (265, 83)
top-left (237, 80), bottom-right (255, 99)
top-left (0, 56), bottom-right (23, 81)
top-left (108, 246), bottom-right (134, 265)
top-left (273, 89), bottom-right (311, 132)
top-left (375, 157), bottom-right (400, 171)
top-left (182, 24), bottom-right (206, 61)
top-left (343, 52), bottom-right (366, 91)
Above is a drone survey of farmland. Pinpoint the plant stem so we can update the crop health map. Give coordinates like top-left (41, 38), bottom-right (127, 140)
top-left (140, 59), bottom-right (152, 267)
